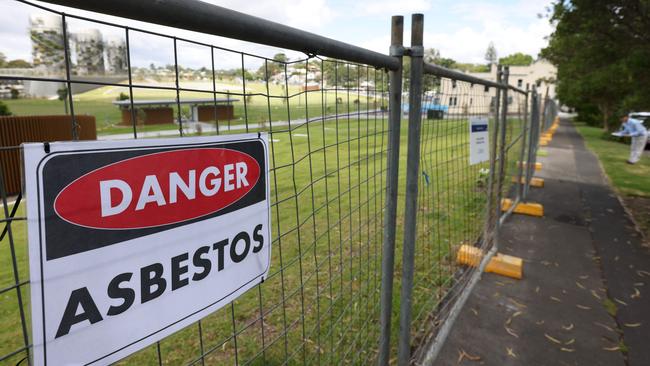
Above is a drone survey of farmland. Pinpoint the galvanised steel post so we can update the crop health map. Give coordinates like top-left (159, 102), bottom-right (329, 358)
top-left (378, 15), bottom-right (404, 366)
top-left (494, 66), bottom-right (509, 243)
top-left (397, 13), bottom-right (424, 366)
top-left (524, 86), bottom-right (539, 199)
top-left (515, 85), bottom-right (530, 202)
top-left (483, 68), bottom-right (502, 244)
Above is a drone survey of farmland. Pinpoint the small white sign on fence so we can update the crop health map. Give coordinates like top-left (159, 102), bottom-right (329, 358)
top-left (23, 134), bottom-right (271, 365)
top-left (469, 116), bottom-right (490, 165)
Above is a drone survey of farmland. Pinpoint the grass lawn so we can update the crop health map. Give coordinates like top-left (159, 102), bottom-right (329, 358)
top-left (1, 109), bottom-right (519, 364)
top-left (573, 121), bottom-right (650, 237)
top-left (4, 81), bottom-right (377, 136)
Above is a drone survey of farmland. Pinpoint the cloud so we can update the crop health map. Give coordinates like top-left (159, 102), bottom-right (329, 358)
top-left (0, 0), bottom-right (553, 70)
top-left (353, 0), bottom-right (432, 16)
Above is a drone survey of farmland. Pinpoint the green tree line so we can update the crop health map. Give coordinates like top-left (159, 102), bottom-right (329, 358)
top-left (541, 0), bottom-right (650, 130)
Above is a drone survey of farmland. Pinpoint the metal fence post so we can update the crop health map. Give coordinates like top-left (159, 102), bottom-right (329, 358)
top-left (378, 15), bottom-right (404, 366)
top-left (494, 66), bottom-right (509, 237)
top-left (482, 68), bottom-right (502, 244)
top-left (524, 86), bottom-right (539, 199)
top-left (397, 13), bottom-right (424, 366)
top-left (515, 84), bottom-right (530, 202)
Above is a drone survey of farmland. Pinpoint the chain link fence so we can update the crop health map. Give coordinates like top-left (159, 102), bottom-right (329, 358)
top-left (0, 2), bottom-right (557, 365)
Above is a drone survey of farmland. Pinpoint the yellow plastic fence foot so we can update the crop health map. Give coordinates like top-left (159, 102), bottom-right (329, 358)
top-left (540, 140), bottom-right (549, 146)
top-left (456, 245), bottom-right (523, 280)
top-left (501, 198), bottom-right (544, 217)
top-left (511, 176), bottom-right (544, 188)
top-left (517, 161), bottom-right (542, 171)
top-left (542, 133), bottom-right (553, 140)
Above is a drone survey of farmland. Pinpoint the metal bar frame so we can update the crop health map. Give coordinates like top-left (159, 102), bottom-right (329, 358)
top-left (39, 0), bottom-right (400, 71)
top-left (378, 15), bottom-right (403, 366)
top-left (397, 13), bottom-right (424, 366)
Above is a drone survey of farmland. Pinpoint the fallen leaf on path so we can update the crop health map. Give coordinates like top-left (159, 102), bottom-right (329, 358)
top-left (576, 304), bottom-right (591, 310)
top-left (505, 326), bottom-right (519, 338)
top-left (579, 275), bottom-right (589, 280)
top-left (535, 286), bottom-right (540, 293)
top-left (457, 348), bottom-right (481, 364)
top-left (576, 282), bottom-right (585, 289)
top-left (594, 322), bottom-right (615, 333)
top-left (562, 323), bottom-right (574, 331)
top-left (591, 290), bottom-right (602, 300)
top-left (545, 333), bottom-right (562, 344)
top-left (565, 338), bottom-right (575, 345)
top-left (631, 288), bottom-right (641, 299)
top-left (603, 346), bottom-right (620, 352)
top-left (536, 320), bottom-right (545, 325)
top-left (551, 296), bottom-right (562, 302)
top-left (508, 298), bottom-right (527, 308)
top-left (637, 270), bottom-right (650, 278)
top-left (614, 298), bottom-right (628, 306)
top-left (506, 347), bottom-right (517, 358)
top-left (561, 347), bottom-right (575, 352)
top-left (624, 323), bottom-right (641, 328)
top-left (633, 282), bottom-right (644, 287)
top-left (470, 308), bottom-right (478, 316)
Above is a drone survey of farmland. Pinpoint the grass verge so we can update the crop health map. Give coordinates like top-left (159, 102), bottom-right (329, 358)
top-left (573, 121), bottom-right (650, 239)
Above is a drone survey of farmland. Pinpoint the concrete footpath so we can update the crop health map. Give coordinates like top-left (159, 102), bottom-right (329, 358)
top-left (435, 118), bottom-right (650, 365)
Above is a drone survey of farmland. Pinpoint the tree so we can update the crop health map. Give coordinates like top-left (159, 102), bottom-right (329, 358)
top-left (57, 86), bottom-right (69, 114)
top-left (257, 53), bottom-right (289, 81)
top-left (0, 52), bottom-right (6, 68)
top-left (484, 42), bottom-right (497, 65)
top-left (541, 0), bottom-right (650, 130)
top-left (499, 53), bottom-right (534, 66)
top-left (272, 53), bottom-right (287, 63)
top-left (6, 59), bottom-right (31, 68)
top-left (0, 100), bottom-right (11, 116)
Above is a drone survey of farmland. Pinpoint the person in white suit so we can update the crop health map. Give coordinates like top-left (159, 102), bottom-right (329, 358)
top-left (619, 115), bottom-right (648, 164)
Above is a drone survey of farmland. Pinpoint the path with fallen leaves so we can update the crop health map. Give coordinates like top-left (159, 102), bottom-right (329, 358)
top-left (434, 118), bottom-right (650, 365)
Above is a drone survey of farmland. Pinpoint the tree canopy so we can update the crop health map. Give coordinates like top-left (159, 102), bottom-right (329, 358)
top-left (541, 0), bottom-right (650, 130)
top-left (484, 42), bottom-right (497, 64)
top-left (499, 52), bottom-right (534, 66)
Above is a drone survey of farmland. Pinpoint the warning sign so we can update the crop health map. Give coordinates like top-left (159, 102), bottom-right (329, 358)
top-left (469, 116), bottom-right (489, 165)
top-left (23, 134), bottom-right (271, 365)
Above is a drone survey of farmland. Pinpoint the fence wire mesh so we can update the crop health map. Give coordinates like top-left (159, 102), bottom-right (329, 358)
top-left (0, 2), bottom-right (559, 365)
top-left (408, 77), bottom-right (499, 358)
top-left (1, 1), bottom-right (392, 365)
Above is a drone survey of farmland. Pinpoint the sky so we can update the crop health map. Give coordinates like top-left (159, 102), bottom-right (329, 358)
top-left (0, 0), bottom-right (555, 70)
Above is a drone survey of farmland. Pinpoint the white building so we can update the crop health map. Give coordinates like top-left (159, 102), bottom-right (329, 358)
top-left (465, 60), bottom-right (556, 97)
top-left (29, 14), bottom-right (65, 73)
top-left (73, 29), bottom-right (105, 75)
top-left (105, 36), bottom-right (127, 75)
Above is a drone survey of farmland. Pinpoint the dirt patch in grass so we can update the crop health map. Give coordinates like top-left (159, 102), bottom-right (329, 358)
top-left (622, 196), bottom-right (650, 245)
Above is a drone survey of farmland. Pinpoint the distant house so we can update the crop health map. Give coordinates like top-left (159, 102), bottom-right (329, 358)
top-left (463, 60), bottom-right (557, 114)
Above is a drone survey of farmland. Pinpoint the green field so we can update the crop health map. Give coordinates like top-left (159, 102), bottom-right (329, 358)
top-left (574, 122), bottom-right (650, 197)
top-left (574, 121), bottom-right (650, 237)
top-left (1, 105), bottom-right (522, 364)
top-left (4, 81), bottom-right (376, 136)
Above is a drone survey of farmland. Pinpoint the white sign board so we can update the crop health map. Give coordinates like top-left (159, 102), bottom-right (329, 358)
top-left (469, 116), bottom-right (489, 165)
top-left (23, 134), bottom-right (271, 365)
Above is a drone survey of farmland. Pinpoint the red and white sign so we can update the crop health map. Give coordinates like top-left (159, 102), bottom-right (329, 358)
top-left (23, 134), bottom-right (270, 365)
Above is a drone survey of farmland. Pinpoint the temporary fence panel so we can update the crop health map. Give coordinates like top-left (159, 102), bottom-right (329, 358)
top-left (0, 2), bottom-right (558, 365)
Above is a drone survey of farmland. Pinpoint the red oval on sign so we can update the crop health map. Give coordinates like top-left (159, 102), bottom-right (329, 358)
top-left (54, 148), bottom-right (261, 230)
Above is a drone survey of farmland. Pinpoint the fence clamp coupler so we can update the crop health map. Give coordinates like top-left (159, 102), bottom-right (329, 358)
top-left (405, 46), bottom-right (424, 57)
top-left (389, 45), bottom-right (405, 57)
